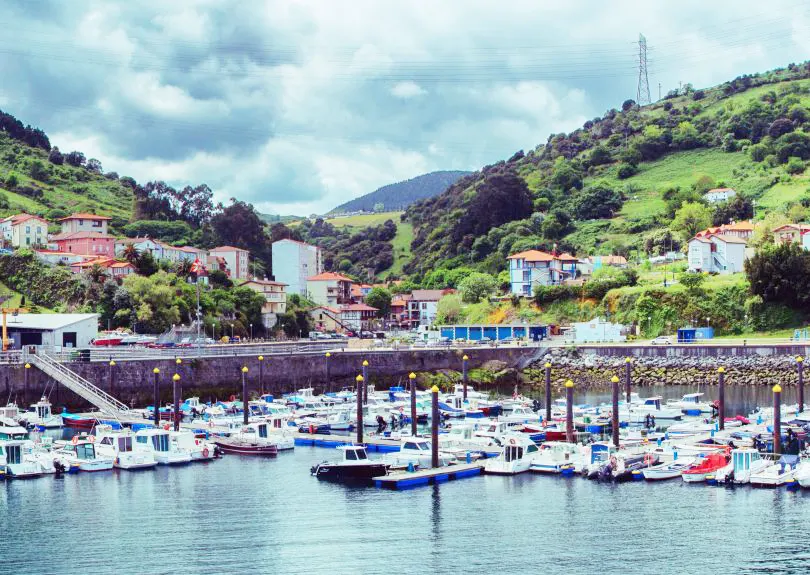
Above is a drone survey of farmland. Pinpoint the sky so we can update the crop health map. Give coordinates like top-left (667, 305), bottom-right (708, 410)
top-left (1, 1), bottom-right (810, 216)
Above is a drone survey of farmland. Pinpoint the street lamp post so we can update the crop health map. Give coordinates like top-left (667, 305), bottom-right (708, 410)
top-left (258, 355), bottom-right (265, 396)
top-left (250, 323), bottom-right (253, 341)
top-left (152, 368), bottom-right (160, 427)
top-left (172, 373), bottom-right (181, 431)
top-left (241, 366), bottom-right (249, 425)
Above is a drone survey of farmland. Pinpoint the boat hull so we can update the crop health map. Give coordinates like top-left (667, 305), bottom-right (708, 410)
top-left (311, 462), bottom-right (388, 483)
top-left (214, 440), bottom-right (278, 456)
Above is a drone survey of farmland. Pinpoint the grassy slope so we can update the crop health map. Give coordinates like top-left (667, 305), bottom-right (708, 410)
top-left (0, 133), bottom-right (133, 221)
top-left (323, 211), bottom-right (403, 228)
top-left (380, 220), bottom-right (413, 279)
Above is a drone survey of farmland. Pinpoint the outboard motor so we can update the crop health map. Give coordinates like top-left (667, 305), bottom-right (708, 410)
top-left (532, 400), bottom-right (542, 412)
top-left (53, 459), bottom-right (66, 476)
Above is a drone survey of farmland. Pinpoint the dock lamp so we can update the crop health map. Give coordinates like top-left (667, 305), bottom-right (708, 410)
top-left (355, 374), bottom-right (364, 443)
top-left (172, 373), bottom-right (181, 431)
top-left (258, 356), bottom-right (265, 395)
top-left (409, 372), bottom-right (417, 435)
top-left (241, 366), bottom-right (249, 425)
top-left (152, 368), bottom-right (160, 427)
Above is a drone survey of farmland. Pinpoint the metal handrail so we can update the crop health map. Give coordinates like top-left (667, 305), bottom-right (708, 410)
top-left (29, 353), bottom-right (129, 413)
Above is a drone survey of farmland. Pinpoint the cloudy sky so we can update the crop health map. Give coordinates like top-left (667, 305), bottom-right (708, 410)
top-left (2, 1), bottom-right (809, 215)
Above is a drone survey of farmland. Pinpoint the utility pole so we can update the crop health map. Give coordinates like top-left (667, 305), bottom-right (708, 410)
top-left (658, 82), bottom-right (662, 101)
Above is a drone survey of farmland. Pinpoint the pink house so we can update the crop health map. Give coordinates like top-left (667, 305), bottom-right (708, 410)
top-left (51, 231), bottom-right (115, 256)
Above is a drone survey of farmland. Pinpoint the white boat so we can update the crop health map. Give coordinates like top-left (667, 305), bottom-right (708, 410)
top-left (135, 428), bottom-right (192, 465)
top-left (793, 459), bottom-right (810, 488)
top-left (624, 397), bottom-right (683, 421)
top-left (0, 403), bottom-right (21, 421)
top-left (0, 417), bottom-right (56, 476)
top-left (666, 393), bottom-right (714, 415)
top-left (19, 397), bottom-right (63, 428)
top-left (641, 457), bottom-right (695, 481)
top-left (53, 439), bottom-right (114, 472)
top-left (714, 448), bottom-right (769, 485)
top-left (664, 420), bottom-right (717, 436)
top-left (529, 441), bottom-right (585, 474)
top-left (384, 438), bottom-right (454, 469)
top-left (228, 421), bottom-right (295, 451)
top-left (499, 405), bottom-right (540, 424)
top-left (750, 455), bottom-right (799, 487)
top-left (484, 435), bottom-right (541, 475)
top-left (453, 383), bottom-right (488, 401)
top-left (95, 426), bottom-right (157, 470)
top-left (0, 439), bottom-right (43, 478)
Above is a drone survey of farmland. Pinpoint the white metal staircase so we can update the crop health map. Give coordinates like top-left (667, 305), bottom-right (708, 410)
top-left (28, 353), bottom-right (129, 415)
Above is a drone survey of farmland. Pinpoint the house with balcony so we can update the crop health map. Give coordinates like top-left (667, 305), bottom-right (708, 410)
top-left (4, 213), bottom-right (49, 248)
top-left (240, 279), bottom-right (287, 328)
top-left (51, 231), bottom-right (115, 257)
top-left (69, 257), bottom-right (135, 279)
top-left (307, 272), bottom-right (353, 306)
top-left (309, 306), bottom-right (342, 332)
top-left (507, 250), bottom-right (580, 295)
top-left (389, 294), bottom-right (411, 328)
top-left (408, 289), bottom-right (453, 327)
top-left (339, 303), bottom-right (379, 332)
top-left (773, 223), bottom-right (810, 245)
top-left (687, 233), bottom-right (747, 274)
top-left (703, 188), bottom-right (737, 203)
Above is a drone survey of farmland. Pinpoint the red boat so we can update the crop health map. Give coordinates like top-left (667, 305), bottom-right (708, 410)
top-left (92, 336), bottom-right (123, 346)
top-left (61, 413), bottom-right (97, 428)
top-left (682, 452), bottom-right (729, 483)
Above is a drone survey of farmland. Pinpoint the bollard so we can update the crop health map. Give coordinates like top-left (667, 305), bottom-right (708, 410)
top-left (544, 362), bottom-right (552, 423)
top-left (152, 368), bottom-right (160, 427)
top-left (241, 366), bottom-right (249, 425)
top-left (356, 374), bottom-right (364, 444)
top-left (624, 357), bottom-right (632, 404)
top-left (431, 385), bottom-right (440, 468)
top-left (773, 384), bottom-right (782, 455)
top-left (462, 355), bottom-right (469, 402)
top-left (362, 360), bottom-right (369, 406)
top-left (718, 367), bottom-right (726, 431)
top-left (565, 380), bottom-right (574, 443)
top-left (172, 374), bottom-right (181, 431)
top-left (258, 355), bottom-right (265, 396)
top-left (409, 372), bottom-right (417, 436)
top-left (466, 451), bottom-right (471, 464)
top-left (798, 356), bottom-right (804, 414)
top-left (611, 375), bottom-right (620, 447)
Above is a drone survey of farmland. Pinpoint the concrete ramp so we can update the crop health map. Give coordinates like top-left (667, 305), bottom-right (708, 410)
top-left (28, 353), bottom-right (129, 415)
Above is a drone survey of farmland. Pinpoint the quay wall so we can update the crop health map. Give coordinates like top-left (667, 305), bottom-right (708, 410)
top-left (6, 343), bottom-right (810, 408)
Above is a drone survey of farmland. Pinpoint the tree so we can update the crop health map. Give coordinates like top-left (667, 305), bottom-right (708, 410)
top-left (65, 151), bottom-right (86, 167)
top-left (373, 202), bottom-right (385, 213)
top-left (746, 242), bottom-right (810, 309)
top-left (574, 182), bottom-right (623, 220)
top-left (364, 287), bottom-right (392, 318)
top-left (135, 251), bottom-right (159, 276)
top-left (617, 163), bottom-right (638, 179)
top-left (211, 199), bottom-right (270, 268)
top-left (588, 145), bottom-right (612, 166)
top-left (457, 272), bottom-right (497, 303)
top-left (621, 99), bottom-right (636, 112)
top-left (435, 294), bottom-right (462, 324)
top-left (679, 271), bottom-right (705, 295)
top-left (712, 195), bottom-right (753, 226)
top-left (28, 159), bottom-right (49, 182)
top-left (786, 157), bottom-right (806, 174)
top-left (671, 201), bottom-right (712, 241)
top-left (48, 146), bottom-right (64, 165)
top-left (85, 158), bottom-right (103, 173)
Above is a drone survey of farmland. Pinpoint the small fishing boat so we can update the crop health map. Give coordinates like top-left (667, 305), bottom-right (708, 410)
top-left (53, 438), bottom-right (114, 472)
top-left (170, 430), bottom-right (218, 461)
top-left (667, 393), bottom-right (715, 415)
top-left (681, 453), bottom-right (728, 483)
top-left (484, 435), bottom-right (541, 475)
top-left (793, 459), bottom-right (810, 488)
top-left (499, 405), bottom-right (539, 424)
top-left (529, 441), bottom-right (585, 474)
top-left (384, 438), bottom-right (454, 469)
top-left (60, 412), bottom-right (97, 429)
top-left (750, 455), bottom-right (799, 488)
top-left (311, 445), bottom-right (389, 483)
top-left (623, 397), bottom-right (683, 421)
top-left (19, 397), bottom-right (63, 429)
top-left (0, 439), bottom-right (43, 478)
top-left (135, 428), bottom-right (192, 464)
top-left (94, 425), bottom-right (157, 470)
top-left (213, 435), bottom-right (279, 456)
top-left (714, 448), bottom-right (769, 485)
top-left (642, 457), bottom-right (695, 481)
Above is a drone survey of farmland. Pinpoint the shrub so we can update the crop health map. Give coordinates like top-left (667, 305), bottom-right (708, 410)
top-left (617, 163), bottom-right (638, 179)
top-left (786, 156), bottom-right (806, 175)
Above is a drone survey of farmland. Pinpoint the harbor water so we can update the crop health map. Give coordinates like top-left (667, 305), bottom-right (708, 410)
top-left (2, 386), bottom-right (808, 575)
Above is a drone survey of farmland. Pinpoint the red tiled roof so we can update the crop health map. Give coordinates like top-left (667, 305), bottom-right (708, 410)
top-left (554, 252), bottom-right (578, 262)
top-left (59, 213), bottom-right (111, 221)
top-left (51, 231), bottom-right (114, 241)
top-left (240, 279), bottom-right (288, 287)
top-left (9, 213), bottom-right (48, 226)
top-left (340, 303), bottom-right (378, 312)
top-left (507, 249), bottom-right (555, 262)
top-left (307, 272), bottom-right (353, 282)
top-left (710, 234), bottom-right (748, 244)
top-left (210, 245), bottom-right (249, 252)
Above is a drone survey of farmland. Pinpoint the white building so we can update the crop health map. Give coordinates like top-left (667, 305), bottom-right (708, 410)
top-left (240, 279), bottom-right (287, 328)
top-left (34, 250), bottom-right (87, 266)
top-left (571, 318), bottom-right (626, 343)
top-left (687, 234), bottom-right (747, 274)
top-left (803, 231), bottom-right (810, 251)
top-left (408, 290), bottom-right (447, 327)
top-left (4, 313), bottom-right (99, 349)
top-left (209, 246), bottom-right (250, 280)
top-left (507, 250), bottom-right (579, 296)
top-left (306, 272), bottom-right (353, 306)
top-left (271, 239), bottom-right (322, 296)
top-left (1, 214), bottom-right (50, 248)
top-left (703, 188), bottom-right (737, 203)
top-left (58, 213), bottom-right (110, 235)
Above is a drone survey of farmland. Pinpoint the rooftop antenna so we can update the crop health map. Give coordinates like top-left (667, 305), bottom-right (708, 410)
top-left (636, 34), bottom-right (651, 106)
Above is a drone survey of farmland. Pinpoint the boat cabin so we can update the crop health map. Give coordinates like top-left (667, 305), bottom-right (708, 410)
top-left (642, 397), bottom-right (664, 410)
top-left (0, 417), bottom-right (28, 440)
top-left (401, 440), bottom-right (431, 454)
top-left (0, 404), bottom-right (20, 420)
top-left (503, 436), bottom-right (538, 462)
top-left (29, 397), bottom-right (54, 421)
top-left (680, 393), bottom-right (704, 404)
top-left (0, 441), bottom-right (23, 465)
top-left (731, 448), bottom-right (760, 473)
top-left (136, 429), bottom-right (171, 452)
top-left (98, 432), bottom-right (134, 454)
top-left (62, 441), bottom-right (99, 460)
top-left (338, 445), bottom-right (370, 462)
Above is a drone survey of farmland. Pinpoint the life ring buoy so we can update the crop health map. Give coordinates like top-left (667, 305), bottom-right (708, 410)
top-left (399, 407), bottom-right (404, 413)
top-left (71, 436), bottom-right (78, 445)
top-left (88, 435), bottom-right (95, 443)
top-left (202, 448), bottom-right (210, 458)
top-left (509, 438), bottom-right (516, 445)
top-left (643, 453), bottom-right (654, 466)
top-left (163, 424), bottom-right (170, 431)
top-left (229, 395), bottom-right (236, 402)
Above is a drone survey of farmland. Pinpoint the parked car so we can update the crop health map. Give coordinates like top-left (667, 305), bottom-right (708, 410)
top-left (650, 335), bottom-right (673, 345)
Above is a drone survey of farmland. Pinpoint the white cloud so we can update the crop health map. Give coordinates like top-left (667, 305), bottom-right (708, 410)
top-left (391, 81), bottom-right (427, 99)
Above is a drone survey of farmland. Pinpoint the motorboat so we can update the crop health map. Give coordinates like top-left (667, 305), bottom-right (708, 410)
top-left (529, 441), bottom-right (585, 474)
top-left (135, 428), bottom-right (192, 465)
top-left (452, 383), bottom-right (488, 401)
top-left (580, 442), bottom-right (650, 481)
top-left (623, 397), bottom-right (683, 421)
top-left (681, 453), bottom-right (729, 483)
top-left (714, 448), bottom-right (769, 485)
top-left (437, 425), bottom-right (502, 459)
top-left (170, 430), bottom-right (218, 461)
top-left (499, 405), bottom-right (540, 425)
top-left (60, 412), bottom-right (97, 429)
top-left (212, 435), bottom-right (279, 455)
top-left (641, 457), bottom-right (695, 481)
top-left (53, 438), bottom-right (114, 472)
top-left (664, 420), bottom-right (717, 436)
top-left (793, 458), bottom-right (810, 488)
top-left (19, 397), bottom-right (63, 429)
top-left (667, 393), bottom-right (715, 415)
top-left (750, 455), bottom-right (799, 488)
top-left (0, 439), bottom-right (43, 478)
top-left (94, 425), bottom-right (157, 470)
top-left (384, 438), bottom-right (454, 469)
top-left (484, 435), bottom-right (541, 475)
top-left (310, 445), bottom-right (389, 483)
top-left (225, 421), bottom-right (293, 452)
top-left (0, 403), bottom-right (21, 421)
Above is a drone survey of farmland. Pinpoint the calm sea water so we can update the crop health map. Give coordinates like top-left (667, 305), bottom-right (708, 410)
top-left (1, 385), bottom-right (807, 575)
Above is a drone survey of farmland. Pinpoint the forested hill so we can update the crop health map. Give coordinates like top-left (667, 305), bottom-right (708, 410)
top-left (330, 170), bottom-right (470, 214)
top-left (403, 62), bottom-right (810, 278)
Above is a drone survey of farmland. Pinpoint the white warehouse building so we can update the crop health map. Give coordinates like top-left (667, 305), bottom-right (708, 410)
top-left (4, 313), bottom-right (99, 349)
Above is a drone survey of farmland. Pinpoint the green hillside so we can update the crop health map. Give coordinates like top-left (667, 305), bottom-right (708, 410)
top-left (404, 62), bottom-right (810, 276)
top-left (0, 131), bottom-right (133, 226)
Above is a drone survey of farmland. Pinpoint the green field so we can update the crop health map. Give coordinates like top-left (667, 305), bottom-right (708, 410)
top-left (380, 220), bottom-right (413, 278)
top-left (756, 177), bottom-right (810, 210)
top-left (324, 211), bottom-right (403, 228)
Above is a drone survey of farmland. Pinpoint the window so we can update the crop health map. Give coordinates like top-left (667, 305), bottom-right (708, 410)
top-left (92, 220), bottom-right (102, 228)
top-left (26, 226), bottom-right (30, 233)
top-left (26, 237), bottom-right (30, 245)
top-left (403, 442), bottom-right (418, 450)
top-left (79, 219), bottom-right (84, 225)
top-left (421, 303), bottom-right (427, 310)
top-left (345, 449), bottom-right (357, 460)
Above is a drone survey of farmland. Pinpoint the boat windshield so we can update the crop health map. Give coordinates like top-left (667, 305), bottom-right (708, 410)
top-left (117, 436), bottom-right (133, 452)
top-left (151, 434), bottom-right (170, 452)
top-left (75, 443), bottom-right (95, 460)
